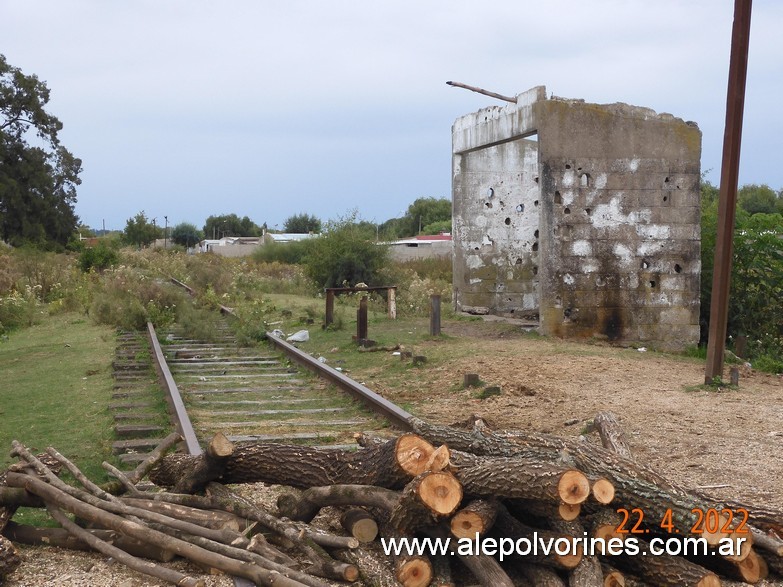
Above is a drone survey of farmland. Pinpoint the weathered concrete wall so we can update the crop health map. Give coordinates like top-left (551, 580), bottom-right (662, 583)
top-left (452, 87), bottom-right (701, 350)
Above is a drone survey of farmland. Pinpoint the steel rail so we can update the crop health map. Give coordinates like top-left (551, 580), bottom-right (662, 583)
top-left (146, 322), bottom-right (202, 456)
top-left (265, 332), bottom-right (414, 431)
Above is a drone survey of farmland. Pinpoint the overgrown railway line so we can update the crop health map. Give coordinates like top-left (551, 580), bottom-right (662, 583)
top-left (111, 281), bottom-right (412, 471)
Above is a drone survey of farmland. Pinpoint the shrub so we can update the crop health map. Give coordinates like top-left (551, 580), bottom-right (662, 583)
top-left (302, 214), bottom-right (389, 288)
top-left (78, 243), bottom-right (119, 272)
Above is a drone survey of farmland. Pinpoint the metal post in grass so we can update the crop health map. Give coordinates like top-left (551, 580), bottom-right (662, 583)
top-left (430, 295), bottom-right (441, 336)
top-left (325, 289), bottom-right (335, 327)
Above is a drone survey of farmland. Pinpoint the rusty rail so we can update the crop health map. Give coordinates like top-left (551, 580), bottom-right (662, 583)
top-left (146, 322), bottom-right (202, 456)
top-left (265, 332), bottom-right (414, 431)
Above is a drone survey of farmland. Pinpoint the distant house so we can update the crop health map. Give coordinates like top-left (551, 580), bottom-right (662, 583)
top-left (387, 234), bottom-right (453, 262)
top-left (198, 236), bottom-right (264, 257)
top-left (266, 233), bottom-right (319, 244)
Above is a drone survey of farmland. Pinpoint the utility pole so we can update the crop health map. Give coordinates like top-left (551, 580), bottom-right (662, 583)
top-left (164, 216), bottom-right (168, 249)
top-left (705, 0), bottom-right (753, 384)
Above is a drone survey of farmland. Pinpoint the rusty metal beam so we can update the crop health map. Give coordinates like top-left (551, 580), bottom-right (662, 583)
top-left (705, 0), bottom-right (753, 383)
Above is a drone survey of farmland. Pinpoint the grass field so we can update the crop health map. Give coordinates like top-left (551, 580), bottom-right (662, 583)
top-left (0, 312), bottom-right (118, 481)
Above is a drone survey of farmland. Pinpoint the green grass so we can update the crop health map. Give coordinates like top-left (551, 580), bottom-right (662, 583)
top-left (0, 312), bottom-right (118, 479)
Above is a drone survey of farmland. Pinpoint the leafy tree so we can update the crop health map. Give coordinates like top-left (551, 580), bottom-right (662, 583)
top-left (738, 183), bottom-right (781, 215)
top-left (0, 54), bottom-right (82, 249)
top-left (302, 212), bottom-right (388, 288)
top-left (283, 213), bottom-right (321, 234)
top-left (421, 219), bottom-right (452, 235)
top-left (170, 222), bottom-right (203, 248)
top-left (382, 197), bottom-right (451, 238)
top-left (123, 211), bottom-right (160, 248)
top-left (203, 214), bottom-right (263, 239)
top-left (700, 179), bottom-right (783, 367)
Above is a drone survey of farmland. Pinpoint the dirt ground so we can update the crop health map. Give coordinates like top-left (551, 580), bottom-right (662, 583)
top-left (5, 319), bottom-right (782, 586)
top-left (375, 319), bottom-right (783, 510)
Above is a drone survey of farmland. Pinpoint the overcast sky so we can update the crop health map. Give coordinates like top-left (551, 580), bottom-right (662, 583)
top-left (4, 1), bottom-right (781, 232)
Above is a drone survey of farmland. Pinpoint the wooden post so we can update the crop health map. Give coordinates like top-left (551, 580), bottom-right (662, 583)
top-left (357, 296), bottom-right (368, 341)
top-left (429, 295), bottom-right (441, 336)
top-left (730, 367), bottom-right (740, 386)
top-left (325, 289), bottom-right (335, 327)
top-left (388, 287), bottom-right (397, 319)
top-left (735, 335), bottom-right (747, 358)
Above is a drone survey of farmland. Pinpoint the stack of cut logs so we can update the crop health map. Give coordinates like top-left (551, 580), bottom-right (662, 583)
top-left (1, 413), bottom-right (782, 587)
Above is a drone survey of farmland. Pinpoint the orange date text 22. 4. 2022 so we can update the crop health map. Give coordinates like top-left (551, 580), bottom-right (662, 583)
top-left (615, 507), bottom-right (749, 535)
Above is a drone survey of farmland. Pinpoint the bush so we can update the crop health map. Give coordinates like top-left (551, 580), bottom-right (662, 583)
top-left (252, 240), bottom-right (313, 265)
top-left (302, 214), bottom-right (389, 288)
top-left (78, 243), bottom-right (119, 272)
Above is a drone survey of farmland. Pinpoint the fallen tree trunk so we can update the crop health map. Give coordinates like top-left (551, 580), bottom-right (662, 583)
top-left (151, 435), bottom-right (434, 489)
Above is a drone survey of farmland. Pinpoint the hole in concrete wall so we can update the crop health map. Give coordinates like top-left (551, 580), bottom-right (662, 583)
top-left (580, 173), bottom-right (590, 187)
top-left (504, 217), bottom-right (511, 225)
top-left (564, 307), bottom-right (572, 318)
top-left (499, 200), bottom-right (505, 208)
top-left (487, 187), bottom-right (495, 198)
top-left (649, 280), bottom-right (656, 288)
top-left (664, 177), bottom-right (670, 183)
top-left (564, 207), bottom-right (571, 214)
top-left (515, 258), bottom-right (523, 265)
top-left (674, 264), bottom-right (682, 273)
top-left (534, 177), bottom-right (539, 183)
top-left (584, 208), bottom-right (591, 216)
top-left (532, 242), bottom-right (539, 252)
top-left (533, 266), bottom-right (538, 275)
top-left (641, 260), bottom-right (649, 269)
top-left (534, 229), bottom-right (539, 238)
top-left (565, 164), bottom-right (572, 170)
top-left (554, 191), bottom-right (562, 204)
top-left (534, 200), bottom-right (539, 207)
top-left (474, 246), bottom-right (480, 251)
top-left (485, 202), bottom-right (493, 209)
top-left (516, 204), bottom-right (524, 213)
top-left (555, 295), bottom-right (562, 307)
top-left (663, 195), bottom-right (668, 202)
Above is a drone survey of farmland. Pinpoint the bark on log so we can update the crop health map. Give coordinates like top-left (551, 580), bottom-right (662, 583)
top-left (589, 412), bottom-right (633, 460)
top-left (453, 456), bottom-right (590, 505)
top-left (450, 499), bottom-right (499, 539)
top-left (335, 547), bottom-right (399, 587)
top-left (277, 484), bottom-right (399, 523)
top-left (340, 508), bottom-right (379, 543)
top-left (568, 556), bottom-right (604, 587)
top-left (492, 503), bottom-right (582, 570)
top-left (430, 553), bottom-right (455, 587)
top-left (515, 563), bottom-right (567, 586)
top-left (389, 471), bottom-right (462, 533)
top-left (120, 497), bottom-right (246, 532)
top-left (174, 432), bottom-right (234, 494)
top-left (102, 431), bottom-right (182, 495)
top-left (151, 436), bottom-right (425, 489)
top-left (600, 563), bottom-right (626, 587)
top-left (611, 537), bottom-right (721, 587)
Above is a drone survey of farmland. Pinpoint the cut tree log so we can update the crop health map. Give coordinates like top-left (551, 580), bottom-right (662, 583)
top-left (277, 484), bottom-right (399, 523)
top-left (589, 412), bottom-right (633, 460)
top-left (611, 537), bottom-right (721, 587)
top-left (394, 554), bottom-right (433, 587)
top-left (450, 499), bottom-right (499, 539)
top-left (174, 432), bottom-right (234, 494)
top-left (389, 471), bottom-right (463, 533)
top-left (151, 435), bottom-right (431, 489)
top-left (340, 508), bottom-right (379, 543)
top-left (453, 456), bottom-right (591, 505)
top-left (515, 563), bottom-right (567, 586)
